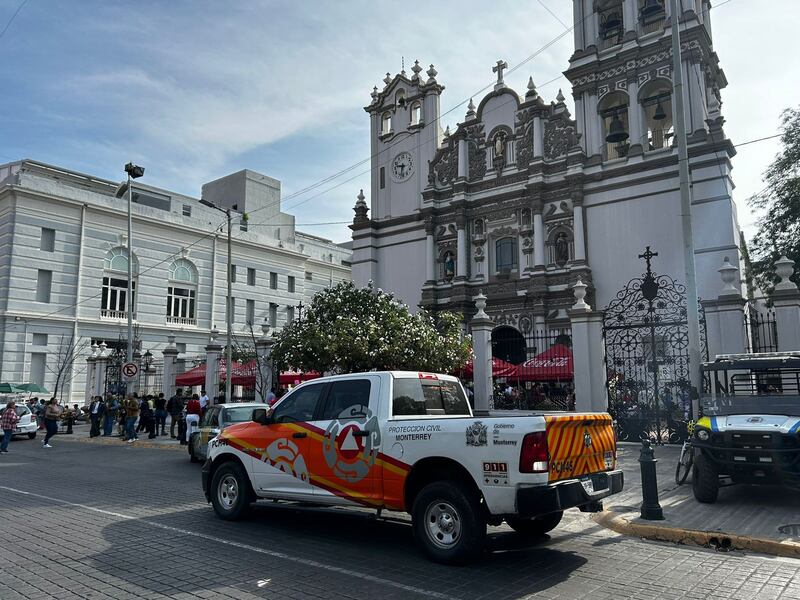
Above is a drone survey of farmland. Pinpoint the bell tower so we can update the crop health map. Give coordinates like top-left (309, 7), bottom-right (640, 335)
top-left (364, 60), bottom-right (444, 220)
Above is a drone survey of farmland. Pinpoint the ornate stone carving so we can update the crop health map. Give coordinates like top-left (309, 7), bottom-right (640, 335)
top-left (428, 139), bottom-right (458, 188)
top-left (465, 123), bottom-right (487, 182)
top-left (514, 107), bottom-right (534, 168)
top-left (543, 119), bottom-right (579, 161)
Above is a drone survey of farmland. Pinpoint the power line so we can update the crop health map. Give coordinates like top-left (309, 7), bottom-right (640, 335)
top-left (537, 0), bottom-right (570, 31)
top-left (733, 133), bottom-right (780, 148)
top-left (0, 0), bottom-right (28, 41)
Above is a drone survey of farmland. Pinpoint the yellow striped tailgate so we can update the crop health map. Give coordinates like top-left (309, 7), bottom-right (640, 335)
top-left (544, 414), bottom-right (616, 482)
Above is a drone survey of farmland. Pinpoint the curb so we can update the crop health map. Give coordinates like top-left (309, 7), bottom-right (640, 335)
top-left (593, 510), bottom-right (800, 559)
top-left (55, 435), bottom-right (187, 452)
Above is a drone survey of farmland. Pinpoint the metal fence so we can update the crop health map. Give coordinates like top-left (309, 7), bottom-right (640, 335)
top-left (745, 306), bottom-right (779, 353)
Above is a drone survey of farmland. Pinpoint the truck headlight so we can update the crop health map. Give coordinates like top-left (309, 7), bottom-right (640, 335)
top-left (696, 429), bottom-right (710, 441)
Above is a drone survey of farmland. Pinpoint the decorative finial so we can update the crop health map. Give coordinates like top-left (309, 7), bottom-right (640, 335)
top-left (473, 291), bottom-right (488, 319)
top-left (90, 342), bottom-right (99, 359)
top-left (466, 98), bottom-right (476, 118)
top-left (356, 189), bottom-right (366, 205)
top-left (718, 256), bottom-right (739, 296)
top-left (443, 125), bottom-right (451, 138)
top-left (260, 318), bottom-right (271, 340)
top-left (775, 255), bottom-right (798, 292)
top-left (492, 59), bottom-right (508, 90)
top-left (411, 59), bottom-right (422, 81)
top-left (526, 77), bottom-right (538, 98)
top-left (209, 327), bottom-right (219, 344)
top-left (401, 55), bottom-right (405, 75)
top-left (99, 341), bottom-right (108, 358)
top-left (383, 72), bottom-right (392, 86)
top-left (353, 189), bottom-right (369, 223)
top-left (426, 64), bottom-right (437, 84)
top-left (556, 88), bottom-right (566, 103)
top-left (371, 86), bottom-right (379, 102)
top-left (572, 278), bottom-right (590, 310)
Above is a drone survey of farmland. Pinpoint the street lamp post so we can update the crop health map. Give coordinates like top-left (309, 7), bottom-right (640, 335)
top-left (201, 199), bottom-right (236, 404)
top-left (118, 163), bottom-right (145, 364)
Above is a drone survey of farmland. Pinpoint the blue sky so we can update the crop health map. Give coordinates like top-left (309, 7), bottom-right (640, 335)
top-left (1, 0), bottom-right (797, 242)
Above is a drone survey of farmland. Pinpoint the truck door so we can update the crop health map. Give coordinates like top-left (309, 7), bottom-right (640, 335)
top-left (308, 376), bottom-right (382, 506)
top-left (250, 382), bottom-right (328, 498)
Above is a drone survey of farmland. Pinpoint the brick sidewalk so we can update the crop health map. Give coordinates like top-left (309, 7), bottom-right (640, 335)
top-left (598, 442), bottom-right (800, 557)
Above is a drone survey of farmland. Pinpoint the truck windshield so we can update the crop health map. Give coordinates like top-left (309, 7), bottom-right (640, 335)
top-left (392, 378), bottom-right (470, 417)
top-left (224, 406), bottom-right (259, 424)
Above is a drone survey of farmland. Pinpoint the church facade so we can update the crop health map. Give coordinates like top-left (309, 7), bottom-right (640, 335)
top-left (351, 0), bottom-right (739, 363)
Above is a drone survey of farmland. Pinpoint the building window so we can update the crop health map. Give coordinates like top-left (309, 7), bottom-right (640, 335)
top-left (495, 238), bottom-right (517, 272)
top-left (102, 276), bottom-right (135, 319)
top-left (381, 112), bottom-right (392, 135)
top-left (269, 303), bottom-right (278, 327)
top-left (167, 286), bottom-right (196, 325)
top-left (182, 204), bottom-right (192, 217)
top-left (286, 305), bottom-right (295, 323)
top-left (410, 101), bottom-right (422, 125)
top-left (638, 0), bottom-right (665, 34)
top-left (641, 87), bottom-right (673, 151)
top-left (246, 299), bottom-right (255, 326)
top-left (30, 353), bottom-right (46, 386)
top-left (36, 269), bottom-right (52, 303)
top-left (270, 272), bottom-right (278, 289)
top-left (598, 92), bottom-right (630, 160)
top-left (287, 276), bottom-right (295, 293)
top-left (40, 228), bottom-right (55, 252)
top-left (32, 333), bottom-right (48, 346)
top-left (598, 1), bottom-right (624, 50)
top-left (229, 264), bottom-right (236, 283)
top-left (305, 271), bottom-right (313, 281)
top-left (380, 167), bottom-right (385, 189)
top-left (226, 297), bottom-right (236, 324)
top-left (247, 268), bottom-right (256, 286)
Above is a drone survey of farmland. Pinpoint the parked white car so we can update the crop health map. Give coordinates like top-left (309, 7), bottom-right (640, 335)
top-left (0, 404), bottom-right (38, 439)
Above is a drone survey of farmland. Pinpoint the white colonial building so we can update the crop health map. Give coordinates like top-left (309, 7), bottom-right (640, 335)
top-left (0, 160), bottom-right (351, 401)
top-left (351, 0), bottom-right (740, 367)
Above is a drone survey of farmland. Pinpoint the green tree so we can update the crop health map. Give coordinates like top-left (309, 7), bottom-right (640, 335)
top-left (748, 106), bottom-right (800, 294)
top-left (272, 281), bottom-right (471, 374)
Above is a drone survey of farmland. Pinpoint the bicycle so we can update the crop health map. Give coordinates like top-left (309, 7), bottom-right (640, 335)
top-left (674, 420), bottom-right (696, 485)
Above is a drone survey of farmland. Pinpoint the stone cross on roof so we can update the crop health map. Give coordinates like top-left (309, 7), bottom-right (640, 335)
top-left (493, 60), bottom-right (508, 90)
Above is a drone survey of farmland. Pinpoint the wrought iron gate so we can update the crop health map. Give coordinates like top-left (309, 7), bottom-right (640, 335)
top-left (603, 247), bottom-right (706, 443)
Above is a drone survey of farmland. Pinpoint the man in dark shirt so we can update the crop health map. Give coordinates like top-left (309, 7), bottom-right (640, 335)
top-left (154, 393), bottom-right (168, 436)
top-left (166, 390), bottom-right (184, 439)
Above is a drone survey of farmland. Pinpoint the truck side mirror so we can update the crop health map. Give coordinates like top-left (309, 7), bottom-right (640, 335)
top-left (252, 408), bottom-right (273, 425)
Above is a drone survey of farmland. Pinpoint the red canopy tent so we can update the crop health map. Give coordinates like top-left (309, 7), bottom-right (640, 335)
top-left (175, 364), bottom-right (206, 387)
top-left (514, 344), bottom-right (573, 381)
top-left (175, 361), bottom-right (320, 388)
top-left (459, 357), bottom-right (516, 378)
top-left (278, 370), bottom-right (322, 385)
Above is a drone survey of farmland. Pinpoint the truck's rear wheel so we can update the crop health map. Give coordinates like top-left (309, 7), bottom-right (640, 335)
top-left (692, 453), bottom-right (719, 503)
top-left (210, 462), bottom-right (253, 520)
top-left (412, 481), bottom-right (486, 565)
top-left (505, 511), bottom-right (563, 537)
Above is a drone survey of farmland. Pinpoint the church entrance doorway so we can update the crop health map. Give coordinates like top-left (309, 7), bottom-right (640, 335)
top-left (491, 326), bottom-right (526, 365)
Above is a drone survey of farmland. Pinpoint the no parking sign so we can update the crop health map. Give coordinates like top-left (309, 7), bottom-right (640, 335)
top-left (122, 362), bottom-right (139, 381)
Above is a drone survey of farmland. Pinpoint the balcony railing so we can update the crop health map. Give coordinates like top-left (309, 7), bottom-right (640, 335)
top-left (647, 128), bottom-right (673, 151)
top-left (166, 315), bottom-right (197, 326)
top-left (639, 15), bottom-right (665, 35)
top-left (100, 309), bottom-right (128, 320)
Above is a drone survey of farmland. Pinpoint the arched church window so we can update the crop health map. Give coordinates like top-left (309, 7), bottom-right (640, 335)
top-left (597, 0), bottom-right (624, 49)
top-left (640, 83), bottom-right (673, 151)
top-left (598, 91), bottom-right (630, 160)
top-left (410, 101), bottom-right (422, 125)
top-left (395, 89), bottom-right (406, 109)
top-left (381, 112), bottom-right (392, 135)
top-left (495, 237), bottom-right (517, 272)
top-left (638, 0), bottom-right (665, 34)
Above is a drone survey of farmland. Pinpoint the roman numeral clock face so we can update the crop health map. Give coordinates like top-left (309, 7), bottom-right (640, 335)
top-left (391, 152), bottom-right (414, 182)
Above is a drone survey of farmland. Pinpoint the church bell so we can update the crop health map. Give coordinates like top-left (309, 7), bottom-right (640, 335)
top-left (640, 0), bottom-right (664, 19)
top-left (653, 99), bottom-right (667, 121)
top-left (605, 112), bottom-right (629, 143)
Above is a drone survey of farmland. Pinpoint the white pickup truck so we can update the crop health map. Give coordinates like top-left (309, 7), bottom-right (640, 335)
top-left (201, 371), bottom-right (623, 563)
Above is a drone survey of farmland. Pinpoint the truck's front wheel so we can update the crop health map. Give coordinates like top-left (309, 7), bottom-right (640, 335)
top-left (505, 511), bottom-right (563, 537)
top-left (210, 461), bottom-right (253, 520)
top-left (412, 481), bottom-right (486, 565)
top-left (692, 453), bottom-right (719, 503)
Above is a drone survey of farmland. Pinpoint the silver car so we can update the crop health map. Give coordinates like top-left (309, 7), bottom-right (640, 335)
top-left (0, 404), bottom-right (38, 440)
top-left (189, 403), bottom-right (266, 463)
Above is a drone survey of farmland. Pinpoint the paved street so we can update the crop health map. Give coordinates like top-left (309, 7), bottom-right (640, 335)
top-left (1, 437), bottom-right (799, 600)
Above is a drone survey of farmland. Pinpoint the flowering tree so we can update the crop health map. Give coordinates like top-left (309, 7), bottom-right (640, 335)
top-left (272, 282), bottom-right (471, 374)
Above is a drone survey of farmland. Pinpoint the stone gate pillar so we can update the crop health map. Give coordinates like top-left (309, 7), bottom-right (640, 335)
top-left (205, 328), bottom-right (222, 403)
top-left (569, 279), bottom-right (607, 412)
top-left (470, 292), bottom-right (494, 414)
top-left (255, 319), bottom-right (275, 403)
top-left (702, 257), bottom-right (748, 359)
top-left (772, 256), bottom-right (800, 352)
top-left (162, 332), bottom-right (179, 400)
top-left (84, 343), bottom-right (98, 405)
top-left (94, 342), bottom-right (109, 398)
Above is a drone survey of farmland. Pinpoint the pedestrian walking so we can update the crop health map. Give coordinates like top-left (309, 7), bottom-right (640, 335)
top-left (103, 396), bottom-right (119, 436)
top-left (1, 401), bottom-right (20, 453)
top-left (199, 389), bottom-right (209, 415)
top-left (141, 396), bottom-right (157, 439)
top-left (185, 394), bottom-right (201, 444)
top-left (123, 395), bottom-right (139, 443)
top-left (89, 396), bottom-right (105, 437)
top-left (154, 393), bottom-right (168, 436)
top-left (167, 390), bottom-right (184, 438)
top-left (42, 398), bottom-right (62, 448)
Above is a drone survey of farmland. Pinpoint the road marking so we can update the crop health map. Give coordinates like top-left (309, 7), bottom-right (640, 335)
top-left (0, 485), bottom-right (459, 600)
